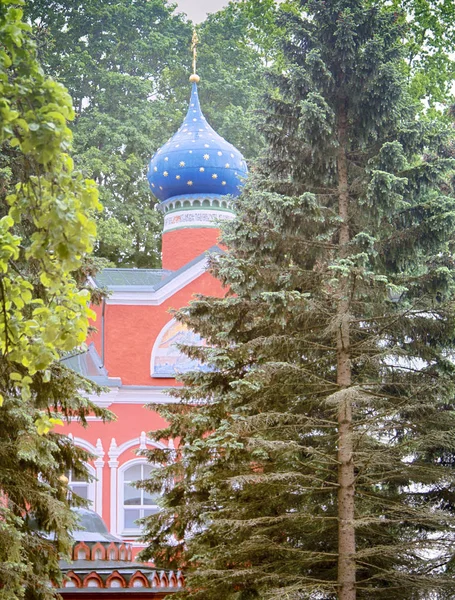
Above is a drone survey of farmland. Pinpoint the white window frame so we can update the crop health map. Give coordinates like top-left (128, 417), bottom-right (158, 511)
top-left (67, 463), bottom-right (96, 509)
top-left (118, 458), bottom-right (160, 537)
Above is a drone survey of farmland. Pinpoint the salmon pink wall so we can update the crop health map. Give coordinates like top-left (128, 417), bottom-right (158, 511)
top-left (102, 271), bottom-right (225, 385)
top-left (162, 227), bottom-right (221, 270)
top-left (66, 405), bottom-right (169, 449)
top-left (88, 303), bottom-right (103, 356)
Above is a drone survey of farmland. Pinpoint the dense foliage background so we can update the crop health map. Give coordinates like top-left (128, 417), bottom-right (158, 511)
top-left (25, 0), bottom-right (287, 267)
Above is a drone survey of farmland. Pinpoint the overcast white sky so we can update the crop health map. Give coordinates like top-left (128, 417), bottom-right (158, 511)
top-left (175, 0), bottom-right (229, 23)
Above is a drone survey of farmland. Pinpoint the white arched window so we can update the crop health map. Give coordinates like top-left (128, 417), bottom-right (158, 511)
top-left (67, 464), bottom-right (95, 510)
top-left (150, 318), bottom-right (208, 378)
top-left (119, 460), bottom-right (160, 534)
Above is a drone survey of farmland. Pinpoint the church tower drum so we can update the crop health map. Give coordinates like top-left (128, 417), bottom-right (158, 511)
top-left (147, 77), bottom-right (248, 270)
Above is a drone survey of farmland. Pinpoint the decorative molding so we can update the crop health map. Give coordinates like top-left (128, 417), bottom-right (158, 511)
top-left (70, 386), bottom-right (177, 416)
top-left (115, 433), bottom-right (168, 459)
top-left (107, 386), bottom-right (175, 405)
top-left (157, 192), bottom-right (234, 214)
top-left (163, 208), bottom-right (234, 232)
top-left (69, 435), bottom-right (100, 456)
top-left (139, 431), bottom-right (148, 451)
top-left (87, 387), bottom-right (120, 408)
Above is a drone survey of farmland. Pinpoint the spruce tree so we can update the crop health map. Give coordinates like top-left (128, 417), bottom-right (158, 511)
top-left (140, 1), bottom-right (455, 598)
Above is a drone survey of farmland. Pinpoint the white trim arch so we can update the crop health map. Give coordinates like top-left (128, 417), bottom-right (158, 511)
top-left (68, 436), bottom-right (99, 456)
top-left (116, 434), bottom-right (168, 458)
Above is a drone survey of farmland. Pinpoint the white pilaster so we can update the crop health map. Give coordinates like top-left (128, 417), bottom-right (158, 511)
top-left (108, 438), bottom-right (120, 535)
top-left (94, 438), bottom-right (105, 517)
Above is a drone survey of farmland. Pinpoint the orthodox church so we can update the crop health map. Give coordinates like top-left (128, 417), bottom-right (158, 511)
top-left (62, 69), bottom-right (248, 588)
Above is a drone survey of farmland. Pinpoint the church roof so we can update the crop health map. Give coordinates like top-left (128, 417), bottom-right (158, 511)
top-left (60, 343), bottom-right (122, 387)
top-left (71, 508), bottom-right (121, 543)
top-left (57, 509), bottom-right (183, 595)
top-left (95, 269), bottom-right (173, 289)
top-left (147, 83), bottom-right (247, 202)
top-left (93, 246), bottom-right (223, 292)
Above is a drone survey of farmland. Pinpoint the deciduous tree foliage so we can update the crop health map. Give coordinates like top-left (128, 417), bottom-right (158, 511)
top-left (0, 2), bottom-right (110, 597)
top-left (140, 1), bottom-right (455, 599)
top-left (392, 0), bottom-right (455, 110)
top-left (25, 0), bottom-right (193, 268)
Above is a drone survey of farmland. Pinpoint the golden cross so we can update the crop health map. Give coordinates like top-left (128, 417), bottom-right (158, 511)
top-left (191, 30), bottom-right (199, 75)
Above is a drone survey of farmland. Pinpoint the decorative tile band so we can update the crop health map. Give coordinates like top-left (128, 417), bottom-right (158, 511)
top-left (163, 209), bottom-right (235, 232)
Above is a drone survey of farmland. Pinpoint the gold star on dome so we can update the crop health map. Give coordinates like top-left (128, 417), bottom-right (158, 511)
top-left (204, 144), bottom-right (210, 148)
top-left (217, 151), bottom-right (222, 156)
top-left (159, 186), bottom-right (163, 190)
top-left (222, 181), bottom-right (226, 185)
top-left (212, 174), bottom-right (218, 179)
top-left (225, 163), bottom-right (230, 168)
top-left (163, 171), bottom-right (168, 177)
top-left (200, 167), bottom-right (205, 172)
top-left (193, 118), bottom-right (197, 122)
top-left (175, 144), bottom-right (180, 148)
top-left (187, 180), bottom-right (193, 186)
top-left (164, 157), bottom-right (169, 161)
top-left (151, 183), bottom-right (155, 187)
top-left (230, 153), bottom-right (235, 158)
top-left (203, 154), bottom-right (210, 160)
top-left (176, 175), bottom-right (181, 180)
top-left (153, 166), bottom-right (158, 172)
top-left (179, 161), bottom-right (185, 167)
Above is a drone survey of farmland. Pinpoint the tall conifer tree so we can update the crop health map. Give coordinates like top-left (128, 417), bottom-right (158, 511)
top-left (141, 1), bottom-right (455, 598)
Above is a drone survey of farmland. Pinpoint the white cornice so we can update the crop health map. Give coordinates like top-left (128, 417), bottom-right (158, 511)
top-left (88, 388), bottom-right (121, 408)
top-left (88, 386), bottom-right (175, 408)
top-left (105, 256), bottom-right (209, 306)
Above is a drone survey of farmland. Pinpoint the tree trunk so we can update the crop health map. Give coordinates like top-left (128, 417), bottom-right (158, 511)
top-left (336, 104), bottom-right (356, 600)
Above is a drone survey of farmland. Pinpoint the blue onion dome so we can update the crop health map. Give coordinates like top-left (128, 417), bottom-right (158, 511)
top-left (147, 82), bottom-right (248, 205)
